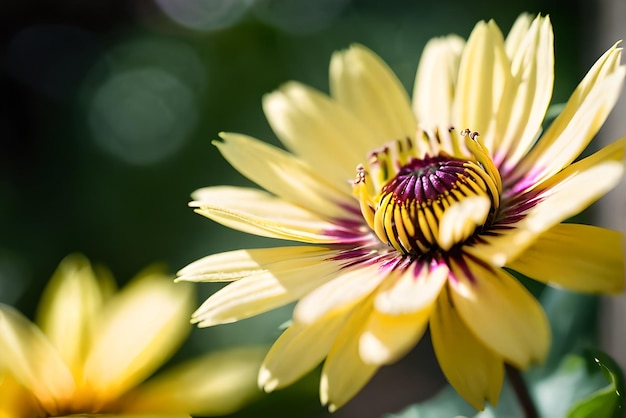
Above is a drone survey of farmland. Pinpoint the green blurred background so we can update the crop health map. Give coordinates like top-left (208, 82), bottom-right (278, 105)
top-left (0, 0), bottom-right (619, 416)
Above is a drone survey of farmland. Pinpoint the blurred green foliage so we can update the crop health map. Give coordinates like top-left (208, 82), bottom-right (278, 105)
top-left (0, 1), bottom-right (609, 417)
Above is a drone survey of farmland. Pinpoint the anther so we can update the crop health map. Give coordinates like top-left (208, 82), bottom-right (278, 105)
top-left (354, 164), bottom-right (366, 184)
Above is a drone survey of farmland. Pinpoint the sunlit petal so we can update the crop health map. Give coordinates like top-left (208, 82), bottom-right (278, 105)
top-left (83, 271), bottom-right (194, 403)
top-left (293, 262), bottom-right (387, 325)
top-left (359, 307), bottom-right (429, 365)
top-left (504, 13), bottom-right (534, 56)
top-left (191, 186), bottom-right (365, 244)
top-left (55, 415), bottom-right (189, 418)
top-left (35, 254), bottom-right (110, 379)
top-left (263, 81), bottom-right (379, 186)
top-left (512, 44), bottom-right (624, 184)
top-left (413, 35), bottom-right (464, 128)
top-left (191, 251), bottom-right (344, 327)
top-left (373, 262), bottom-right (448, 315)
top-left (508, 223), bottom-right (624, 293)
top-left (320, 298), bottom-right (378, 412)
top-left (260, 311), bottom-right (347, 392)
top-left (438, 196), bottom-right (491, 251)
top-left (0, 305), bottom-right (75, 415)
top-left (330, 44), bottom-right (416, 143)
top-left (449, 259), bottom-right (550, 369)
top-left (177, 246), bottom-right (334, 282)
top-left (468, 137), bottom-right (626, 266)
top-left (497, 15), bottom-right (554, 171)
top-left (215, 132), bottom-right (356, 218)
top-left (430, 286), bottom-right (504, 410)
top-left (453, 19), bottom-right (512, 152)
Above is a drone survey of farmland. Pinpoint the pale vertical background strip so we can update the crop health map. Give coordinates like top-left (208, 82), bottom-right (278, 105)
top-left (593, 0), bottom-right (626, 369)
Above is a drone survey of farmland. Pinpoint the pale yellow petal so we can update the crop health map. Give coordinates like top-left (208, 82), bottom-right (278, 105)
top-left (191, 186), bottom-right (364, 244)
top-left (373, 262), bottom-right (448, 315)
top-left (320, 298), bottom-right (378, 412)
top-left (35, 254), bottom-right (108, 378)
top-left (449, 259), bottom-right (550, 369)
top-left (215, 132), bottom-right (356, 218)
top-left (177, 246), bottom-right (333, 282)
top-left (0, 373), bottom-right (43, 418)
top-left (0, 305), bottom-right (75, 415)
top-left (262, 81), bottom-right (379, 186)
top-left (293, 262), bottom-right (388, 325)
top-left (512, 44), bottom-right (624, 184)
top-left (116, 347), bottom-right (265, 416)
top-left (452, 19), bottom-right (512, 152)
top-left (55, 415), bottom-right (189, 418)
top-left (504, 13), bottom-right (534, 57)
top-left (508, 223), bottom-right (624, 293)
top-left (359, 307), bottom-right (429, 366)
top-left (259, 311), bottom-right (347, 392)
top-left (330, 44), bottom-right (416, 143)
top-left (83, 272), bottom-right (194, 403)
top-left (191, 251), bottom-right (344, 327)
top-left (468, 137), bottom-right (626, 266)
top-left (437, 196), bottom-right (491, 252)
top-left (412, 35), bottom-right (465, 128)
top-left (430, 287), bottom-right (504, 410)
top-left (497, 15), bottom-right (554, 171)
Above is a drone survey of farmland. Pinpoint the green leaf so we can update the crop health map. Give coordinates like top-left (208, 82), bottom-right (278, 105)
top-left (529, 287), bottom-right (598, 379)
top-left (532, 355), bottom-right (606, 418)
top-left (566, 350), bottom-right (625, 418)
top-left (383, 385), bottom-right (476, 418)
top-left (385, 379), bottom-right (524, 418)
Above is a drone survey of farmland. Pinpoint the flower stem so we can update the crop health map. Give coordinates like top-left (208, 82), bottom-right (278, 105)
top-left (506, 364), bottom-right (538, 418)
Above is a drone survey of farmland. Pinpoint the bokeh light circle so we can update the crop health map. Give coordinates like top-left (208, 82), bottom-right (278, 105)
top-left (88, 68), bottom-right (197, 165)
top-left (154, 0), bottom-right (254, 31)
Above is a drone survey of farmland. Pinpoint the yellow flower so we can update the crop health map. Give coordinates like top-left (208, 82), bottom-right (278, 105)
top-left (0, 255), bottom-right (264, 418)
top-left (178, 14), bottom-right (626, 411)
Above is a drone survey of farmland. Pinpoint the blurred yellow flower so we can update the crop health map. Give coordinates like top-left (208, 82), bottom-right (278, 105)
top-left (178, 14), bottom-right (625, 411)
top-left (0, 254), bottom-right (264, 418)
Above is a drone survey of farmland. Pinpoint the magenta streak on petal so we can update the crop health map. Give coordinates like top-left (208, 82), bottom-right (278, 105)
top-left (494, 214), bottom-right (526, 225)
top-left (332, 215), bottom-right (367, 230)
top-left (330, 247), bottom-right (373, 261)
top-left (504, 169), bottom-right (542, 197)
top-left (338, 201), bottom-right (363, 217)
top-left (321, 227), bottom-right (372, 244)
top-left (330, 246), bottom-right (404, 273)
top-left (489, 225), bottom-right (516, 232)
top-left (498, 189), bottom-right (544, 220)
top-left (320, 213), bottom-right (371, 243)
top-left (492, 149), bottom-right (510, 172)
top-left (447, 269), bottom-right (459, 285)
top-left (411, 260), bottom-right (424, 278)
top-left (455, 252), bottom-right (489, 285)
top-left (479, 230), bottom-right (504, 237)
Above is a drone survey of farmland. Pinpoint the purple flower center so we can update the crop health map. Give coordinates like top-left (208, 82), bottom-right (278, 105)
top-left (353, 134), bottom-right (502, 257)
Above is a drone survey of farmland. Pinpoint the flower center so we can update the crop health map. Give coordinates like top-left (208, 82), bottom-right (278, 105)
top-left (353, 129), bottom-right (502, 256)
